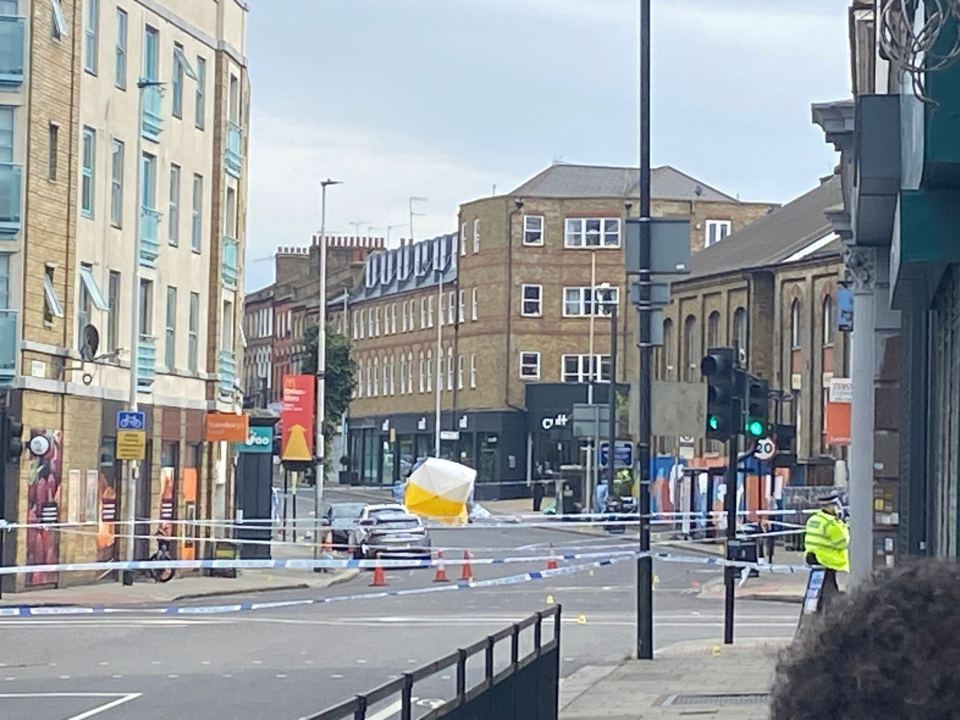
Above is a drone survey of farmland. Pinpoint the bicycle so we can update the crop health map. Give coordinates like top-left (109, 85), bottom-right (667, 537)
top-left (148, 531), bottom-right (175, 583)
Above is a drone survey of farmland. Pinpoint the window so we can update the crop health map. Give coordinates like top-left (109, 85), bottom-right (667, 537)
top-left (357, 309), bottom-right (365, 339)
top-left (520, 352), bottom-right (541, 379)
top-left (661, 318), bottom-right (674, 380)
top-left (110, 139), bottom-right (123, 226)
top-left (407, 352), bottom-right (413, 394)
top-left (143, 26), bottom-right (159, 81)
top-left (192, 55), bottom-right (207, 128)
top-left (733, 308), bottom-right (747, 359)
top-left (565, 218), bottom-right (620, 248)
top-left (0, 254), bottom-right (7, 309)
top-left (191, 174), bottom-right (203, 252)
top-left (458, 289), bottom-right (465, 323)
top-left (84, 0), bottom-right (98, 74)
top-left (388, 303), bottom-right (396, 334)
top-left (229, 74), bottom-right (240, 124)
top-left (473, 218), bottom-right (480, 253)
top-left (107, 270), bottom-right (120, 352)
top-left (563, 287), bottom-right (619, 317)
top-left (165, 286), bottom-right (177, 369)
top-left (48, 123), bottom-right (59, 180)
top-left (372, 357), bottom-right (379, 396)
top-left (523, 215), bottom-right (544, 245)
top-left (460, 222), bottom-right (467, 257)
top-left (187, 293), bottom-right (200, 373)
top-left (705, 220), bottom-right (731, 248)
top-left (225, 186), bottom-right (237, 238)
top-left (171, 44), bottom-right (184, 118)
top-left (0, 107), bottom-right (10, 162)
top-left (81, 127), bottom-right (95, 218)
top-left (138, 278), bottom-right (153, 335)
top-left (418, 351), bottom-right (425, 393)
top-left (114, 8), bottom-right (127, 89)
top-left (168, 164), bottom-right (180, 246)
top-left (521, 284), bottom-right (542, 317)
top-left (426, 348), bottom-right (433, 392)
top-left (707, 311), bottom-right (720, 347)
top-left (141, 151), bottom-right (156, 208)
top-left (43, 267), bottom-right (63, 323)
top-left (77, 265), bottom-right (93, 347)
top-left (471, 288), bottom-right (478, 321)
top-left (368, 307), bottom-right (375, 336)
top-left (446, 291), bottom-right (455, 325)
top-left (426, 295), bottom-right (434, 328)
top-left (221, 300), bottom-right (234, 351)
top-left (822, 295), bottom-right (835, 346)
top-left (382, 356), bottom-right (390, 395)
top-left (446, 346), bottom-right (454, 391)
top-left (457, 354), bottom-right (464, 390)
top-left (790, 299), bottom-right (801, 349)
top-left (683, 315), bottom-right (698, 382)
top-left (374, 306), bottom-right (381, 336)
top-left (562, 354), bottom-right (610, 383)
top-left (51, 0), bottom-right (68, 41)
top-left (469, 354), bottom-right (477, 388)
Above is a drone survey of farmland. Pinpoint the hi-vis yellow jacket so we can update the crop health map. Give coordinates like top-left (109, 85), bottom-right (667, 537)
top-left (804, 510), bottom-right (850, 572)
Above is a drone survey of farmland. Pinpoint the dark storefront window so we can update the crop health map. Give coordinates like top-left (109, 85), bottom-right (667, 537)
top-left (478, 434), bottom-right (500, 484)
top-left (382, 436), bottom-right (396, 484)
top-left (399, 435), bottom-right (415, 478)
top-left (457, 433), bottom-right (476, 469)
top-left (362, 430), bottom-right (378, 484)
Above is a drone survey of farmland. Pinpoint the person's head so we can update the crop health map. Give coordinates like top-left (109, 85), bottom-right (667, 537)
top-left (771, 561), bottom-right (960, 719)
top-left (817, 493), bottom-right (839, 516)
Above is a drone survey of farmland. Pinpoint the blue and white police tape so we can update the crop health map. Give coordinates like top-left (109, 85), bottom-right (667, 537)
top-left (0, 548), bottom-right (640, 576)
top-left (0, 554), bottom-right (637, 617)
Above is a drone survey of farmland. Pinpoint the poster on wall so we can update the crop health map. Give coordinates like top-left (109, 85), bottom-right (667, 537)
top-left (27, 429), bottom-right (62, 587)
top-left (281, 375), bottom-right (315, 462)
top-left (97, 445), bottom-right (119, 564)
top-left (84, 469), bottom-right (98, 525)
top-left (159, 467), bottom-right (176, 555)
top-left (67, 469), bottom-right (81, 524)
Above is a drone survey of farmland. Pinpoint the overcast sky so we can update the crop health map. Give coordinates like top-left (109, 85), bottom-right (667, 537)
top-left (244, 0), bottom-right (851, 290)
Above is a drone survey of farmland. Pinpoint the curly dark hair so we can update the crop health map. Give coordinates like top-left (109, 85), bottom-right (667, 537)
top-left (770, 561), bottom-right (960, 719)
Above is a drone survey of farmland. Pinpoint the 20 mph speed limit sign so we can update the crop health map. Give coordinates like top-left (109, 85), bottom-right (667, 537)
top-left (754, 437), bottom-right (777, 461)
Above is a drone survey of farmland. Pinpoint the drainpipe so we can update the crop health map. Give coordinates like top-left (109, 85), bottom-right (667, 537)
top-left (503, 198), bottom-right (525, 413)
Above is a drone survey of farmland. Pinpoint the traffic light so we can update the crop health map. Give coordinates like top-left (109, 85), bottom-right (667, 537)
top-left (700, 347), bottom-right (738, 440)
top-left (743, 374), bottom-right (769, 439)
top-left (1, 413), bottom-right (23, 463)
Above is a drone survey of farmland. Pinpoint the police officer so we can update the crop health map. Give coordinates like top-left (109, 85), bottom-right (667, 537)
top-left (804, 493), bottom-right (850, 607)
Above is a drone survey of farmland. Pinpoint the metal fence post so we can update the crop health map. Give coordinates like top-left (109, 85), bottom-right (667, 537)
top-left (485, 636), bottom-right (495, 681)
top-left (554, 606), bottom-right (562, 644)
top-left (401, 674), bottom-right (413, 720)
top-left (510, 623), bottom-right (520, 665)
top-left (353, 696), bottom-right (367, 720)
top-left (456, 648), bottom-right (467, 699)
top-left (534, 611), bottom-right (543, 652)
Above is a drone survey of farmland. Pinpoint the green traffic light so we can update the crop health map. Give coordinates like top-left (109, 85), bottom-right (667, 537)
top-left (746, 420), bottom-right (765, 438)
top-left (708, 415), bottom-right (720, 431)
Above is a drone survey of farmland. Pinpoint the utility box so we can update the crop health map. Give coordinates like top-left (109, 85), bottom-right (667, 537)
top-left (234, 411), bottom-right (279, 560)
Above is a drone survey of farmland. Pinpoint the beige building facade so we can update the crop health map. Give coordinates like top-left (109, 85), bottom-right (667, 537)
top-left (0, 0), bottom-right (249, 591)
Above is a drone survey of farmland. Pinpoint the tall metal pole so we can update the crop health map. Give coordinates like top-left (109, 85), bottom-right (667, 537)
top-left (315, 178), bottom-right (341, 559)
top-left (724, 437), bottom-right (738, 644)
top-left (587, 252), bottom-right (597, 512)
top-left (123, 81), bottom-right (153, 585)
top-left (636, 0), bottom-right (654, 660)
top-left (608, 302), bottom-right (618, 490)
top-left (435, 260), bottom-right (443, 457)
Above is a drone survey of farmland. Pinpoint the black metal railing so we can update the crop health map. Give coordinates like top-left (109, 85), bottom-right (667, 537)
top-left (300, 605), bottom-right (562, 720)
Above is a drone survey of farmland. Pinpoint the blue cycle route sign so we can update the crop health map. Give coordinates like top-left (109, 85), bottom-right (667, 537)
top-left (598, 440), bottom-right (634, 469)
top-left (116, 410), bottom-right (146, 430)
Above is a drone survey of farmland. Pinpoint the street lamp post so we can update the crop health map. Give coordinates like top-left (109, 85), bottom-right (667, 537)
top-left (315, 178), bottom-right (342, 562)
top-left (123, 78), bottom-right (164, 586)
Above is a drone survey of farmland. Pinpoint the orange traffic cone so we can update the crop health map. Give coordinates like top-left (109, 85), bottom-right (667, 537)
top-left (546, 543), bottom-right (558, 571)
top-left (433, 551), bottom-right (449, 583)
top-left (370, 562), bottom-right (388, 587)
top-left (460, 550), bottom-right (474, 582)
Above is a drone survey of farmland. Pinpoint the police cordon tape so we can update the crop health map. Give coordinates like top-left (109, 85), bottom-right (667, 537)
top-left (0, 551), bottom-right (811, 618)
top-left (0, 548), bottom-right (809, 579)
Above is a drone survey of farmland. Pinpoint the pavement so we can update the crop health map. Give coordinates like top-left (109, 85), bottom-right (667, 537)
top-left (0, 485), bottom-right (804, 719)
top-left (560, 639), bottom-right (784, 719)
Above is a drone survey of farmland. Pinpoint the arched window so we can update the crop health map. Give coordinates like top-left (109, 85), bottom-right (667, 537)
top-left (733, 308), bottom-right (748, 360)
top-left (426, 348), bottom-right (434, 392)
top-left (790, 299), bottom-right (801, 349)
top-left (683, 315), bottom-right (698, 382)
top-left (418, 351), bottom-right (425, 393)
top-left (707, 311), bottom-right (721, 347)
top-left (822, 295), bottom-right (835, 346)
top-left (661, 318), bottom-right (674, 380)
top-left (407, 352), bottom-right (414, 393)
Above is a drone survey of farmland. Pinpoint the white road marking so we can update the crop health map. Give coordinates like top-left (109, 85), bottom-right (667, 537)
top-left (252, 660), bottom-right (263, 665)
top-left (331, 674), bottom-right (344, 679)
top-left (150, 661), bottom-right (161, 666)
top-left (356, 659), bottom-right (367, 664)
top-left (0, 693), bottom-right (142, 720)
top-left (167, 674), bottom-right (179, 679)
top-left (366, 699), bottom-right (402, 720)
top-left (222, 674), bottom-right (233, 679)
top-left (275, 674), bottom-right (287, 679)
top-left (58, 675), bottom-right (71, 680)
top-left (201, 661), bottom-right (211, 666)
top-left (97, 661), bottom-right (109, 666)
top-left (303, 660), bottom-right (314, 665)
top-left (111, 675), bottom-right (123, 680)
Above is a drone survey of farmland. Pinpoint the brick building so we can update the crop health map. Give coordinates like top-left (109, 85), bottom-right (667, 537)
top-left (0, 0), bottom-right (250, 591)
top-left (339, 163), bottom-right (776, 497)
top-left (659, 175), bottom-right (849, 486)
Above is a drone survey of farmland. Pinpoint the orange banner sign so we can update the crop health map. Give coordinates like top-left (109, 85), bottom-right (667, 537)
top-left (282, 375), bottom-right (315, 462)
top-left (205, 413), bottom-right (249, 442)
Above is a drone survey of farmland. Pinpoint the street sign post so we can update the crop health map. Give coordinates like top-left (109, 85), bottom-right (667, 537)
top-left (116, 430), bottom-right (146, 460)
top-left (598, 440), bottom-right (634, 469)
top-left (754, 437), bottom-right (777, 461)
top-left (116, 410), bottom-right (145, 430)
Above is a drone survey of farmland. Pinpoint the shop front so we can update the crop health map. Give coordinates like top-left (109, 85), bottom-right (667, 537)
top-left (347, 410), bottom-right (525, 498)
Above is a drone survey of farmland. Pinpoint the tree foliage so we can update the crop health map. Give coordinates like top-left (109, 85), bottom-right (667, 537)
top-left (301, 324), bottom-right (357, 446)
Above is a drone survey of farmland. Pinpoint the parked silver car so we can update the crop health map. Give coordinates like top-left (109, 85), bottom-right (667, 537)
top-left (349, 506), bottom-right (432, 561)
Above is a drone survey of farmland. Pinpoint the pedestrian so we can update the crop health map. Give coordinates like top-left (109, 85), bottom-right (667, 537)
top-left (803, 492), bottom-right (849, 608)
top-left (595, 480), bottom-right (609, 515)
top-left (762, 497), bottom-right (778, 564)
top-left (532, 477), bottom-right (545, 512)
top-left (392, 478), bottom-right (405, 505)
top-left (771, 561), bottom-right (960, 719)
